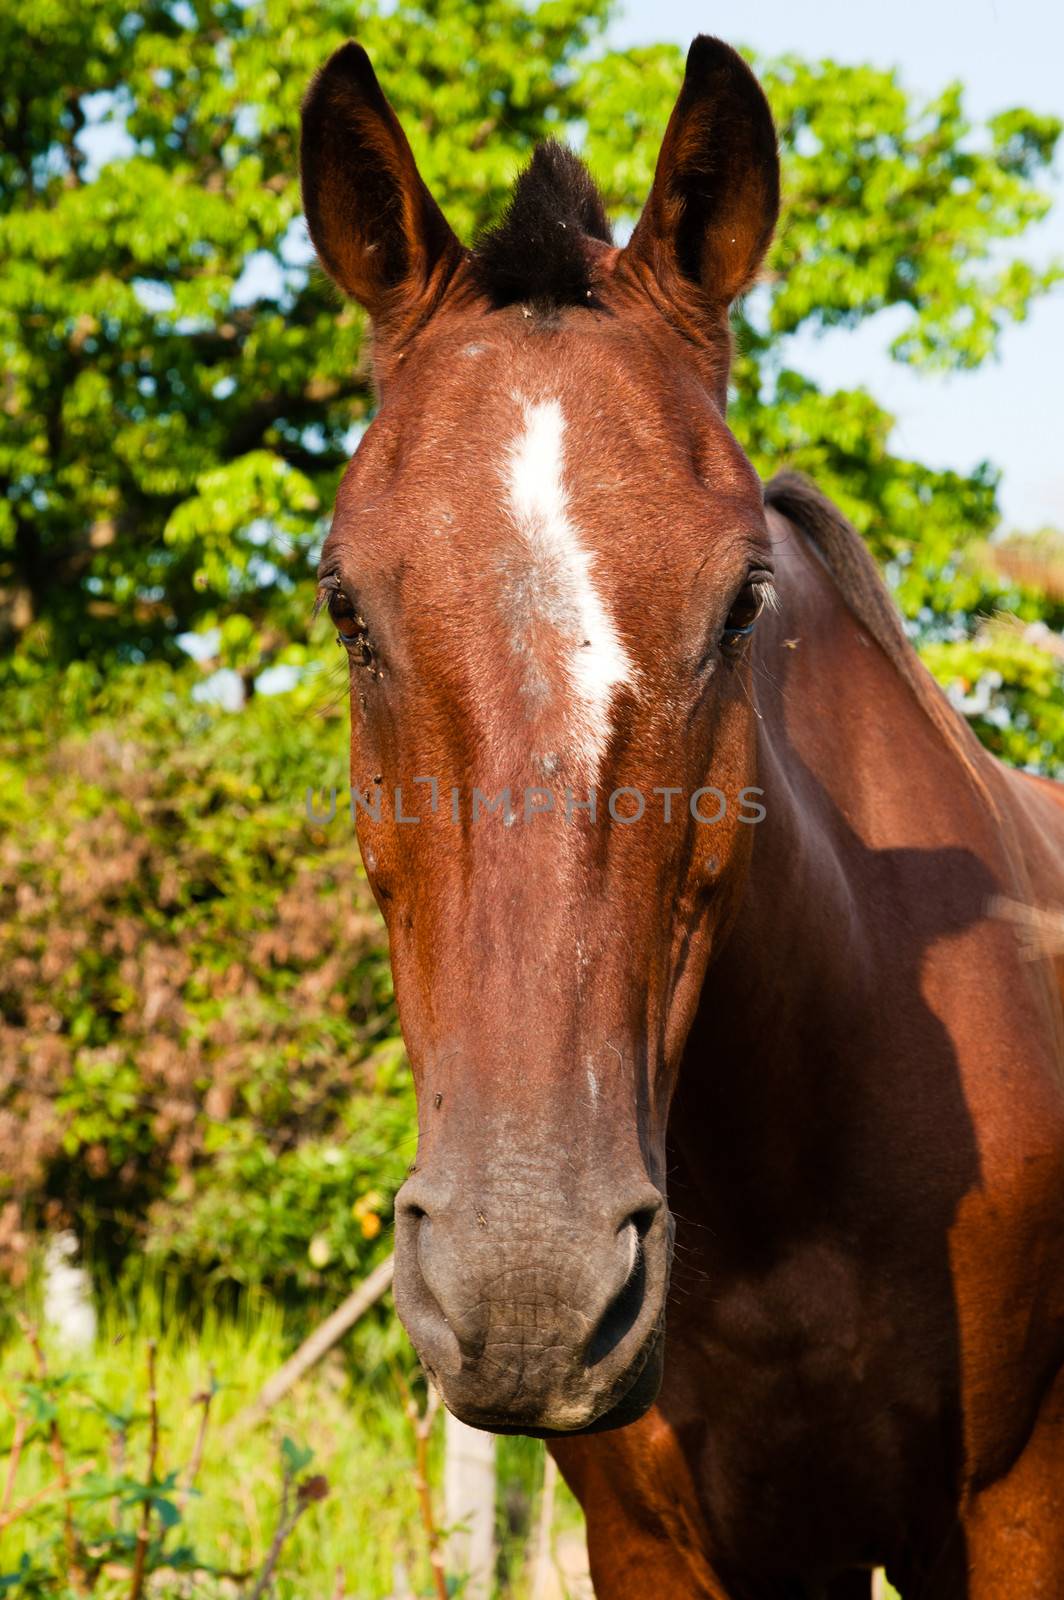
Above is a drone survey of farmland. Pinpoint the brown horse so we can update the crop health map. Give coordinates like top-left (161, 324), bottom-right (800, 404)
top-left (300, 36), bottom-right (1064, 1597)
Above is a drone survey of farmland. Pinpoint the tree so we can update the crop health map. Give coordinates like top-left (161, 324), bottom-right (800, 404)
top-left (580, 43), bottom-right (1064, 766)
top-left (1, 0), bottom-right (1061, 756)
top-left (0, 0), bottom-right (613, 683)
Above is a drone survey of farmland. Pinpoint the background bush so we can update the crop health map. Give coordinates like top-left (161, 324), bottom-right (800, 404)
top-left (0, 662), bottom-right (404, 1324)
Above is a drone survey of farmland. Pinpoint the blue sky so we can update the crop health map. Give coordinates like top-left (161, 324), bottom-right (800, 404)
top-left (610, 0), bottom-right (1064, 531)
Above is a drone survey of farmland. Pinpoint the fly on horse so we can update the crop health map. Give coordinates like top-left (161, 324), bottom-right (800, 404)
top-left (300, 37), bottom-right (1064, 1597)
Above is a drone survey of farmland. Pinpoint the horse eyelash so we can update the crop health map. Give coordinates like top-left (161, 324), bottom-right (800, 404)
top-left (312, 572), bottom-right (342, 622)
top-left (722, 575), bottom-right (777, 641)
top-left (741, 575), bottom-right (779, 621)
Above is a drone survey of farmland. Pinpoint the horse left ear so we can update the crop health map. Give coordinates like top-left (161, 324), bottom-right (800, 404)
top-left (301, 42), bottom-right (463, 328)
top-left (622, 36), bottom-right (779, 314)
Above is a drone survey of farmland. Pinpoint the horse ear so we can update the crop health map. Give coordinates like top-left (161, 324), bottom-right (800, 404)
top-left (301, 43), bottom-right (463, 325)
top-left (623, 36), bottom-right (779, 312)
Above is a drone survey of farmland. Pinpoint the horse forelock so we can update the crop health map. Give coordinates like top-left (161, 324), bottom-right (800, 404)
top-left (471, 141), bottom-right (613, 311)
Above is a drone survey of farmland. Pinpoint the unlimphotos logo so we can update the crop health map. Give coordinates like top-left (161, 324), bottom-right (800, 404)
top-left (305, 781), bottom-right (766, 827)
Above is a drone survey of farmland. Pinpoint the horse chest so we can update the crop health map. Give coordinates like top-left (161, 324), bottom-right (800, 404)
top-left (664, 1234), bottom-right (960, 1574)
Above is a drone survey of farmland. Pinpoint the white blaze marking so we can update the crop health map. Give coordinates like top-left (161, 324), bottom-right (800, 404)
top-left (505, 397), bottom-right (634, 773)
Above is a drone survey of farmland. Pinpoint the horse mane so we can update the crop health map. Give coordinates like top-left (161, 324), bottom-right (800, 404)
top-left (471, 141), bottom-right (612, 309)
top-left (764, 470), bottom-right (991, 799)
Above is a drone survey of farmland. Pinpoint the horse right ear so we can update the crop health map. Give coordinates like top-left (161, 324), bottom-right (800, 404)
top-left (301, 43), bottom-right (463, 327)
top-left (622, 37), bottom-right (779, 317)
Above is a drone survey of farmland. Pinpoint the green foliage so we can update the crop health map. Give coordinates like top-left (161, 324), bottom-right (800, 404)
top-left (0, 1287), bottom-right (578, 1597)
top-left (0, 0), bottom-right (612, 671)
top-left (921, 622), bottom-right (1064, 772)
top-left (0, 658), bottom-right (409, 1307)
top-left (580, 42), bottom-right (1064, 762)
top-left (2, 5), bottom-right (1061, 741)
top-left (759, 63), bottom-right (1060, 363)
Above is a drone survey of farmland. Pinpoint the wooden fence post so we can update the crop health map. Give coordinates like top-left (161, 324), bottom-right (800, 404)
top-left (443, 1408), bottom-right (496, 1600)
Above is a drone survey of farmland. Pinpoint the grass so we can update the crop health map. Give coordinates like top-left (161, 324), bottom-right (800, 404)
top-left (0, 1273), bottom-right (903, 1598)
top-left (0, 1276), bottom-right (584, 1598)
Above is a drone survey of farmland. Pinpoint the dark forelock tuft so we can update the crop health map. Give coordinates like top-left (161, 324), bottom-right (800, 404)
top-left (471, 140), bottom-right (612, 309)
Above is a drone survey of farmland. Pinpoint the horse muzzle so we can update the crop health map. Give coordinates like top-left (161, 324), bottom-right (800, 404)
top-left (392, 1173), bottom-right (671, 1434)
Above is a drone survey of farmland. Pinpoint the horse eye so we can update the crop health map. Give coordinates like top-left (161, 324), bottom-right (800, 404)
top-left (332, 601), bottom-right (365, 644)
top-left (315, 578), bottom-right (375, 663)
top-left (722, 574), bottom-right (772, 651)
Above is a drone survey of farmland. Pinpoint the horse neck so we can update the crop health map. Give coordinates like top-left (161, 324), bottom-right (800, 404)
top-left (680, 517), bottom-right (1002, 1165)
top-left (725, 511), bottom-right (1001, 994)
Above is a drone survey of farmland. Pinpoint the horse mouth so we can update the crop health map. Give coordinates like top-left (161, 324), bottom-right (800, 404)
top-left (457, 1322), bottom-right (667, 1438)
top-left (422, 1305), bottom-right (665, 1446)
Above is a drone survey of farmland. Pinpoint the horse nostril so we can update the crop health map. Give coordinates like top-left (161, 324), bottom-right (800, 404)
top-left (395, 1174), bottom-right (440, 1226)
top-left (611, 1189), bottom-right (663, 1242)
top-left (628, 1203), bottom-right (659, 1242)
top-left (582, 1192), bottom-right (663, 1370)
top-left (392, 1189), bottom-right (465, 1378)
top-left (585, 1231), bottom-right (648, 1369)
